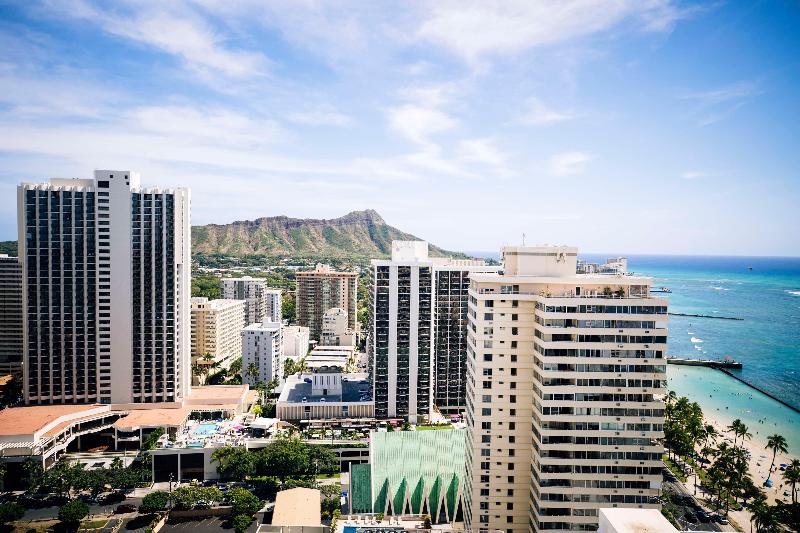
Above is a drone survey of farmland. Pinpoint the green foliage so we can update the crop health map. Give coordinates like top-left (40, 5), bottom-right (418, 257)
top-left (225, 487), bottom-right (261, 517)
top-left (253, 437), bottom-right (338, 481)
top-left (171, 486), bottom-right (223, 510)
top-left (0, 241), bottom-right (17, 256)
top-left (58, 500), bottom-right (89, 525)
top-left (140, 491), bottom-right (170, 514)
top-left (192, 274), bottom-right (221, 299)
top-left (212, 447), bottom-right (255, 481)
top-left (0, 502), bottom-right (25, 524)
top-left (142, 427), bottom-right (165, 451)
top-left (233, 514), bottom-right (253, 533)
top-left (281, 294), bottom-right (296, 322)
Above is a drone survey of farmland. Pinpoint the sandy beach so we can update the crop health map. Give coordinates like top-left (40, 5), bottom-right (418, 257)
top-left (679, 413), bottom-right (799, 530)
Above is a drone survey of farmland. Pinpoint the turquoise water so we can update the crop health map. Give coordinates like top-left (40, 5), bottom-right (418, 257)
top-left (193, 423), bottom-right (217, 436)
top-left (667, 365), bottom-right (800, 455)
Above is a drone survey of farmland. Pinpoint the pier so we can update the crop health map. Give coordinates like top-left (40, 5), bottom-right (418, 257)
top-left (668, 312), bottom-right (743, 321)
top-left (667, 357), bottom-right (743, 369)
top-left (717, 368), bottom-right (800, 415)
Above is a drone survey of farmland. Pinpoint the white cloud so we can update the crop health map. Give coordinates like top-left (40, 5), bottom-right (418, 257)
top-left (548, 151), bottom-right (592, 176)
top-left (678, 81), bottom-right (761, 126)
top-left (681, 170), bottom-right (707, 179)
top-left (458, 138), bottom-right (509, 168)
top-left (521, 97), bottom-right (575, 125)
top-left (286, 104), bottom-right (352, 127)
top-left (40, 0), bottom-right (269, 80)
top-left (416, 0), bottom-right (687, 66)
top-left (387, 104), bottom-right (457, 146)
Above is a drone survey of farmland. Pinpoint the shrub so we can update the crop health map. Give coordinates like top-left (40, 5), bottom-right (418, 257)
top-left (233, 514), bottom-right (253, 533)
top-left (139, 490), bottom-right (170, 513)
top-left (226, 487), bottom-right (261, 517)
top-left (0, 502), bottom-right (25, 524)
top-left (58, 500), bottom-right (89, 526)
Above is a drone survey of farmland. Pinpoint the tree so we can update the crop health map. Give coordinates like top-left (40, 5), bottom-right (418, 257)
top-left (750, 498), bottom-right (778, 533)
top-left (783, 459), bottom-right (800, 504)
top-left (283, 359), bottom-right (298, 379)
top-left (422, 514), bottom-right (432, 529)
top-left (765, 434), bottom-right (788, 483)
top-left (257, 438), bottom-right (309, 482)
top-left (142, 427), bottom-right (166, 451)
top-left (281, 294), bottom-right (296, 322)
top-left (307, 445), bottom-right (338, 476)
top-left (58, 500), bottom-right (89, 527)
top-left (226, 487), bottom-right (261, 517)
top-left (211, 447), bottom-right (255, 480)
top-left (233, 514), bottom-right (253, 533)
top-left (0, 502), bottom-right (25, 524)
top-left (246, 362), bottom-right (260, 385)
top-left (140, 491), bottom-right (170, 514)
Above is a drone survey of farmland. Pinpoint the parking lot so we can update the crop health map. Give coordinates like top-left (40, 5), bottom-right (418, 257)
top-left (161, 516), bottom-right (257, 533)
top-left (662, 471), bottom-right (734, 532)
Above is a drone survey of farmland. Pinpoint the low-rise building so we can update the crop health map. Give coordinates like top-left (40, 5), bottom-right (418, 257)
top-left (260, 487), bottom-right (324, 533)
top-left (283, 325), bottom-right (310, 360)
top-left (242, 320), bottom-right (283, 386)
top-left (277, 371), bottom-right (373, 422)
top-left (321, 307), bottom-right (356, 346)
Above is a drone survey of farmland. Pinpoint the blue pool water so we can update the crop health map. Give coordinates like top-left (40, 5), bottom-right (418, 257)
top-left (193, 423), bottom-right (218, 436)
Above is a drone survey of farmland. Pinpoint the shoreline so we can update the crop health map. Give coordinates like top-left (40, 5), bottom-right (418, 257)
top-left (715, 367), bottom-right (800, 415)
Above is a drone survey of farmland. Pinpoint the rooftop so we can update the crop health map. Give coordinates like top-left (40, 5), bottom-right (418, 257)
top-left (272, 488), bottom-right (321, 527)
top-left (113, 408), bottom-right (191, 431)
top-left (280, 374), bottom-right (371, 404)
top-left (0, 404), bottom-right (107, 437)
top-left (598, 508), bottom-right (678, 533)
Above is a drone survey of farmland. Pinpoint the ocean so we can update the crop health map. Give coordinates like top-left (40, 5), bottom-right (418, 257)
top-left (469, 252), bottom-right (800, 454)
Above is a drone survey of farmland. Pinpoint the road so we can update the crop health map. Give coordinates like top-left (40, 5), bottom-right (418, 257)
top-left (662, 478), bottom-right (733, 532)
top-left (21, 496), bottom-right (143, 521)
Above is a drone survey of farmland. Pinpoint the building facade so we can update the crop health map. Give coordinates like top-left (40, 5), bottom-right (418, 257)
top-left (282, 325), bottom-right (310, 360)
top-left (463, 246), bottom-right (667, 533)
top-left (296, 264), bottom-right (357, 340)
top-left (433, 260), bottom-right (500, 415)
top-left (190, 297), bottom-right (246, 370)
top-left (241, 320), bottom-right (283, 386)
top-left (221, 277), bottom-right (281, 324)
top-left (367, 241), bottom-right (434, 423)
top-left (17, 171), bottom-right (191, 406)
top-left (0, 254), bottom-right (23, 377)
top-left (321, 307), bottom-right (355, 347)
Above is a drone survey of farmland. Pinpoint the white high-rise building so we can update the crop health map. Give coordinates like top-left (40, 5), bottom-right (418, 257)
top-left (241, 320), bottom-right (283, 386)
top-left (190, 297), bottom-right (246, 370)
top-left (367, 241), bottom-right (434, 423)
top-left (282, 325), bottom-right (310, 360)
top-left (463, 246), bottom-right (667, 533)
top-left (17, 171), bottom-right (191, 406)
top-left (221, 277), bottom-right (282, 324)
top-left (321, 307), bottom-right (355, 347)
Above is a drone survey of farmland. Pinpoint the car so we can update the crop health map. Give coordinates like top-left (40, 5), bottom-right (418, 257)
top-left (718, 516), bottom-right (729, 525)
top-left (114, 503), bottom-right (138, 514)
top-left (684, 512), bottom-right (698, 523)
top-left (217, 483), bottom-right (229, 491)
top-left (697, 511), bottom-right (711, 523)
top-left (78, 494), bottom-right (99, 505)
top-left (102, 492), bottom-right (126, 504)
top-left (194, 500), bottom-right (211, 509)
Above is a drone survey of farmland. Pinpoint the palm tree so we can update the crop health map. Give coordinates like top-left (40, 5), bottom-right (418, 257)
top-left (738, 423), bottom-right (752, 450)
top-left (751, 498), bottom-right (778, 533)
top-left (246, 362), bottom-right (259, 385)
top-left (747, 495), bottom-right (768, 533)
top-left (764, 434), bottom-right (787, 483)
top-left (783, 458), bottom-right (800, 504)
top-left (728, 419), bottom-right (744, 448)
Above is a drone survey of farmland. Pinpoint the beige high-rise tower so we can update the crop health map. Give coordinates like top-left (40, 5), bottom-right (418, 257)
top-left (463, 246), bottom-right (667, 533)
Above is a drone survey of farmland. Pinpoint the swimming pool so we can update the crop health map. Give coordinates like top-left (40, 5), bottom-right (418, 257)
top-left (193, 423), bottom-right (218, 436)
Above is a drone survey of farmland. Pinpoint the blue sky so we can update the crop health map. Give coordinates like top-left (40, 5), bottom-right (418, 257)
top-left (0, 1), bottom-right (798, 255)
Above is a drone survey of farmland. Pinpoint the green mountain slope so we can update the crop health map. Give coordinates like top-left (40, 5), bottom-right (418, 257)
top-left (192, 209), bottom-right (464, 259)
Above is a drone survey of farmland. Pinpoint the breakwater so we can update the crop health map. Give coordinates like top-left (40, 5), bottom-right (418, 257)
top-left (667, 357), bottom-right (742, 369)
top-left (668, 312), bottom-right (743, 321)
top-left (716, 368), bottom-right (800, 415)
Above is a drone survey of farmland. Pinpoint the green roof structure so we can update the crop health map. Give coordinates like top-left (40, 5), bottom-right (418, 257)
top-left (349, 428), bottom-right (467, 523)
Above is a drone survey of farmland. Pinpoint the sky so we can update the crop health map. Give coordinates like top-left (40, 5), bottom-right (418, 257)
top-left (0, 1), bottom-right (798, 256)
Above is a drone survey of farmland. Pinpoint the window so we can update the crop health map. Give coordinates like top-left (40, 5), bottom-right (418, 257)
top-left (480, 502), bottom-right (489, 510)
top-left (483, 354), bottom-right (493, 362)
top-left (481, 449), bottom-right (491, 457)
top-left (510, 395), bottom-right (516, 403)
top-left (486, 300), bottom-right (494, 307)
top-left (481, 475), bottom-right (490, 483)
top-left (507, 517), bottom-right (513, 524)
top-left (480, 461), bottom-right (490, 470)
top-left (511, 341), bottom-right (517, 348)
top-left (512, 300), bottom-right (518, 308)
top-left (482, 395), bottom-right (492, 402)
top-left (511, 368), bottom-right (517, 376)
top-left (511, 327), bottom-right (518, 335)
top-left (98, 181), bottom-right (109, 188)
top-left (481, 435), bottom-right (491, 443)
top-left (509, 422), bottom-right (516, 430)
top-left (512, 314), bottom-right (518, 321)
top-left (482, 381), bottom-right (492, 389)
top-left (509, 436), bottom-right (515, 443)
top-left (484, 313), bottom-right (493, 320)
top-left (480, 489), bottom-right (489, 497)
top-left (508, 476), bottom-right (514, 483)
top-left (511, 354), bottom-right (517, 362)
top-left (481, 422), bottom-right (492, 430)
top-left (482, 408), bottom-right (492, 416)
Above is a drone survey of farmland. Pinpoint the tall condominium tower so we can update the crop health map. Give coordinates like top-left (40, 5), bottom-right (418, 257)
top-left (0, 254), bottom-right (23, 377)
top-left (463, 246), bottom-right (667, 533)
top-left (433, 260), bottom-right (500, 415)
top-left (368, 241), bottom-right (434, 423)
top-left (221, 277), bottom-right (282, 324)
top-left (17, 171), bottom-right (191, 406)
top-left (296, 264), bottom-right (357, 340)
top-left (190, 297), bottom-right (246, 370)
